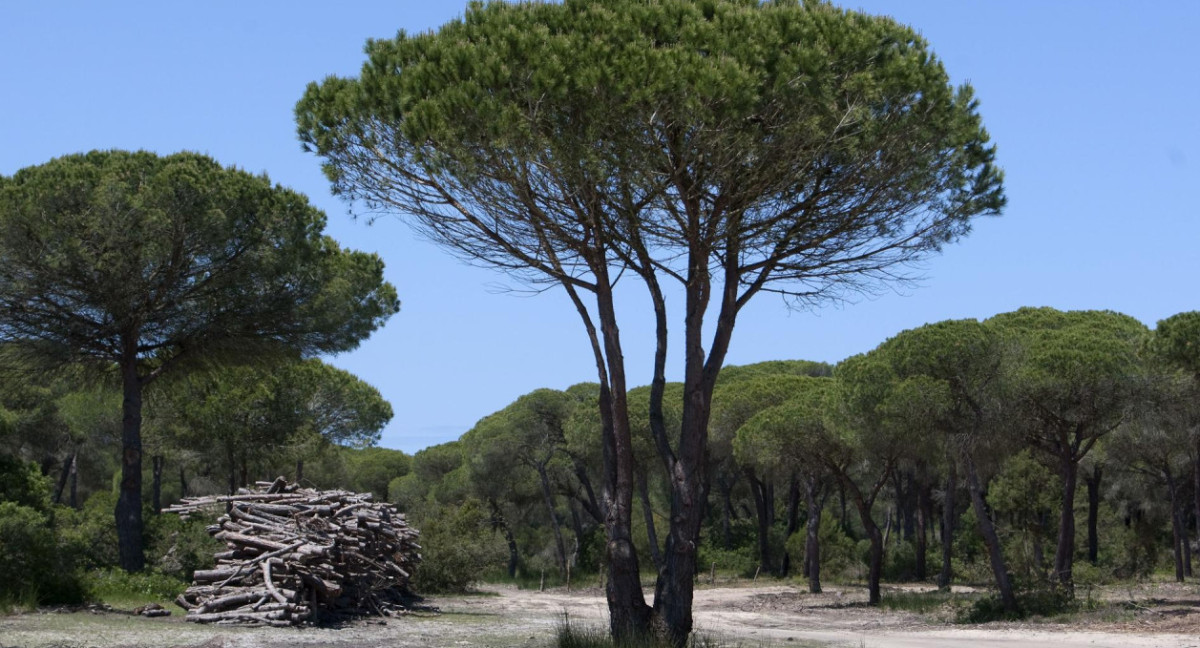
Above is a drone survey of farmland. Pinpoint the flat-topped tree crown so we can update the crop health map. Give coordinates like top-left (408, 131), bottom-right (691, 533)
top-left (0, 150), bottom-right (399, 571)
top-left (297, 1), bottom-right (1002, 642)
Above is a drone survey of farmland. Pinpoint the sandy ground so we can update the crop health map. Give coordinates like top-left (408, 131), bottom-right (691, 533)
top-left (2, 582), bottom-right (1198, 648)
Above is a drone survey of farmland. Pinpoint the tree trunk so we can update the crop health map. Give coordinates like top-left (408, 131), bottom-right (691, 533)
top-left (864, 515), bottom-right (884, 606)
top-left (1167, 469), bottom-right (1184, 583)
top-left (152, 455), bottom-right (164, 515)
top-left (116, 355), bottom-right (145, 572)
top-left (53, 450), bottom-right (76, 506)
top-left (179, 466), bottom-right (188, 499)
top-left (69, 457), bottom-right (78, 509)
top-left (747, 469), bottom-right (774, 574)
top-left (779, 474), bottom-right (801, 577)
top-left (638, 470), bottom-right (664, 571)
top-left (720, 477), bottom-right (734, 549)
top-left (804, 478), bottom-right (823, 593)
top-left (1033, 510), bottom-right (1047, 577)
top-left (964, 455), bottom-right (1018, 614)
top-left (1085, 465), bottom-right (1102, 565)
top-left (295, 459), bottom-right (304, 483)
top-left (1194, 440), bottom-right (1200, 572)
top-left (489, 499), bottom-right (520, 578)
top-left (584, 278), bottom-right (652, 642)
top-left (915, 467), bottom-right (931, 582)
top-left (1054, 454), bottom-right (1078, 591)
top-left (938, 460), bottom-right (957, 590)
top-left (537, 464), bottom-right (568, 578)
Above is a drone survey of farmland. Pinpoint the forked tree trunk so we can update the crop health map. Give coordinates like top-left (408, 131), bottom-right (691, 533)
top-left (116, 354), bottom-right (145, 572)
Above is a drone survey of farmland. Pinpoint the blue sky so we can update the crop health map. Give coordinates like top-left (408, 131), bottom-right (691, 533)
top-left (2, 2), bottom-right (1197, 454)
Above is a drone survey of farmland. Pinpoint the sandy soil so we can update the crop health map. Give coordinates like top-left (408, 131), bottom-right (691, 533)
top-left (2, 582), bottom-right (1198, 648)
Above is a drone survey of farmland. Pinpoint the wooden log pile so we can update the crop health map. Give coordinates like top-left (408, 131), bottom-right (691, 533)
top-left (164, 477), bottom-right (420, 626)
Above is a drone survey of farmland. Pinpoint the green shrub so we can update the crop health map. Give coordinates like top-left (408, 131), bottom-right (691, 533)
top-left (0, 455), bottom-right (51, 510)
top-left (54, 490), bottom-right (120, 569)
top-left (409, 498), bottom-right (508, 593)
top-left (0, 502), bottom-right (87, 605)
top-left (697, 544), bottom-right (757, 579)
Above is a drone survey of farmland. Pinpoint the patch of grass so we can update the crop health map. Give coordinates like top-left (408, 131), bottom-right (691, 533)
top-left (556, 614), bottom-right (767, 648)
top-left (83, 568), bottom-right (187, 610)
top-left (879, 589), bottom-right (969, 614)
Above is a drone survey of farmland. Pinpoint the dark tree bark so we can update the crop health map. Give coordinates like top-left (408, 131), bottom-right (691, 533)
top-left (779, 474), bottom-right (801, 577)
top-left (116, 351), bottom-right (146, 572)
top-left (1033, 511), bottom-right (1047, 576)
top-left (1166, 468), bottom-right (1185, 583)
top-left (938, 460), bottom-right (957, 590)
top-left (915, 466), bottom-right (932, 582)
top-left (803, 476), bottom-right (823, 593)
top-left (1054, 454), bottom-right (1078, 590)
top-left (747, 469), bottom-right (775, 574)
top-left (295, 460), bottom-right (304, 483)
top-left (179, 466), bottom-right (188, 499)
top-left (1085, 464), bottom-right (1102, 565)
top-left (718, 476), bottom-right (735, 549)
top-left (69, 458), bottom-right (78, 509)
top-left (964, 455), bottom-right (1018, 614)
top-left (53, 451), bottom-right (76, 506)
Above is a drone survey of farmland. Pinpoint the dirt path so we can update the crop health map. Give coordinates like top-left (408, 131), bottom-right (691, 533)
top-left (1, 583), bottom-right (1197, 647)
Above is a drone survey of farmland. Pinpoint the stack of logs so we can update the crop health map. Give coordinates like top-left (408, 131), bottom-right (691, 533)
top-left (164, 477), bottom-right (420, 626)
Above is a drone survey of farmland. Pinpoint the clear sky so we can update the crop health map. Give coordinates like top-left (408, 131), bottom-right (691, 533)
top-left (2, 2), bottom-right (1197, 454)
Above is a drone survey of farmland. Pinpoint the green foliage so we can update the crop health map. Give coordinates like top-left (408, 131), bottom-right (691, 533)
top-left (408, 498), bottom-right (508, 593)
top-left (0, 502), bottom-right (88, 605)
top-left (148, 514), bottom-right (220, 581)
top-left (54, 490), bottom-right (121, 569)
top-left (83, 568), bottom-right (187, 608)
top-left (0, 454), bottom-right (51, 510)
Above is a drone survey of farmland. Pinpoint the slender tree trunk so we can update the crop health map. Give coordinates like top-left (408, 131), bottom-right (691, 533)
top-left (720, 477), bottom-right (734, 549)
top-left (938, 460), bottom-right (957, 590)
top-left (1054, 454), bottom-right (1078, 591)
top-left (489, 499), bottom-right (520, 578)
top-left (638, 470), bottom-right (664, 571)
top-left (69, 457), bottom-right (78, 509)
top-left (53, 450), bottom-right (76, 506)
top-left (1085, 465), bottom-right (1102, 565)
top-left (863, 513), bottom-right (884, 606)
top-left (804, 477), bottom-right (823, 593)
top-left (179, 466), bottom-right (188, 499)
top-left (839, 482), bottom-right (849, 535)
top-left (779, 474), bottom-right (801, 577)
top-left (747, 469), bottom-right (774, 574)
top-left (1166, 469), bottom-right (1185, 583)
top-left (1194, 441), bottom-right (1200, 570)
top-left (151, 455), bottom-right (164, 514)
top-left (537, 464), bottom-right (569, 577)
top-left (964, 455), bottom-right (1018, 614)
top-left (295, 459), bottom-right (304, 483)
top-left (116, 355), bottom-right (145, 572)
top-left (583, 277), bottom-right (652, 641)
top-left (1033, 511), bottom-right (1047, 577)
top-left (915, 466), bottom-right (931, 582)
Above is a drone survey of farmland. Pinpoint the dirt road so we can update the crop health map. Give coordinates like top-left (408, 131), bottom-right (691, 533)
top-left (2, 583), bottom-right (1197, 647)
